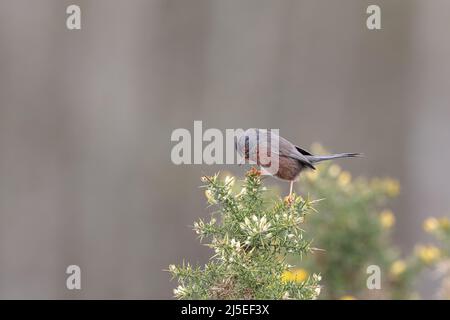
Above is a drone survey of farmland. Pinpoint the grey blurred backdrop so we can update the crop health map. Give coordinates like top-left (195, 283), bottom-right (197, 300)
top-left (0, 0), bottom-right (449, 298)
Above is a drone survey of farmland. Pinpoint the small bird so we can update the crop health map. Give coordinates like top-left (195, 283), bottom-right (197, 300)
top-left (235, 129), bottom-right (361, 197)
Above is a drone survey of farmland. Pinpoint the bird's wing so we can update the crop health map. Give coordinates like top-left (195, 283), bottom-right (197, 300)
top-left (295, 146), bottom-right (313, 156)
top-left (275, 134), bottom-right (316, 170)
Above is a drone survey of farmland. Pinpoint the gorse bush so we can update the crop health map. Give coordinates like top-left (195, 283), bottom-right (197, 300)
top-left (169, 168), bottom-right (321, 300)
top-left (295, 144), bottom-right (400, 299)
top-left (168, 144), bottom-right (447, 299)
top-left (422, 216), bottom-right (450, 298)
top-left (294, 144), bottom-right (440, 299)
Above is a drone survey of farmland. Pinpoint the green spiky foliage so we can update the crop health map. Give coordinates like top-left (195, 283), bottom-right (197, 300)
top-left (294, 144), bottom-right (437, 299)
top-left (168, 168), bottom-right (321, 300)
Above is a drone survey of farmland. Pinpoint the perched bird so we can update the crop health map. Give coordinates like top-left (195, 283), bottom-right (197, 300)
top-left (235, 129), bottom-right (361, 196)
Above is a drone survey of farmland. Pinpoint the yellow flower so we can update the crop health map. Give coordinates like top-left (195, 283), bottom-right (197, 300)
top-left (340, 295), bottom-right (356, 300)
top-left (337, 171), bottom-right (352, 187)
top-left (328, 164), bottom-right (341, 178)
top-left (281, 271), bottom-right (293, 282)
top-left (416, 245), bottom-right (441, 264)
top-left (379, 209), bottom-right (395, 229)
top-left (390, 260), bottom-right (406, 276)
top-left (282, 268), bottom-right (308, 283)
top-left (292, 268), bottom-right (308, 282)
top-left (423, 217), bottom-right (439, 233)
top-left (384, 178), bottom-right (400, 197)
top-left (283, 194), bottom-right (295, 205)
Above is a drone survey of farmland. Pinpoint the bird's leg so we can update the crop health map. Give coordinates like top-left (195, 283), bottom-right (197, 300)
top-left (289, 180), bottom-right (294, 197)
top-left (284, 181), bottom-right (295, 205)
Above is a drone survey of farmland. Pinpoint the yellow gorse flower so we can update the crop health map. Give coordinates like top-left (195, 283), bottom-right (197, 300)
top-left (369, 177), bottom-right (400, 197)
top-left (337, 171), bottom-right (352, 187)
top-left (416, 245), bottom-right (441, 264)
top-left (384, 178), bottom-right (400, 197)
top-left (281, 268), bottom-right (308, 283)
top-left (390, 260), bottom-right (406, 276)
top-left (328, 164), bottom-right (341, 178)
top-left (423, 216), bottom-right (450, 232)
top-left (423, 217), bottom-right (439, 233)
top-left (379, 209), bottom-right (395, 229)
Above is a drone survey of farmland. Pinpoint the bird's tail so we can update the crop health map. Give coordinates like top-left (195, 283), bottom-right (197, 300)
top-left (307, 153), bottom-right (362, 163)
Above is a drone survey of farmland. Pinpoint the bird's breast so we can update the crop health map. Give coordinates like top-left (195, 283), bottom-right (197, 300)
top-left (273, 156), bottom-right (303, 181)
top-left (248, 146), bottom-right (304, 181)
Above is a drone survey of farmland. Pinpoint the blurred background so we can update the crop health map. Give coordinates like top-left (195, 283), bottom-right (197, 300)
top-left (0, 0), bottom-right (449, 298)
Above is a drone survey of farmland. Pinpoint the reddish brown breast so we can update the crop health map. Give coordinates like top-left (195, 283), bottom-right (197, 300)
top-left (273, 156), bottom-right (303, 181)
top-left (249, 145), bottom-right (304, 181)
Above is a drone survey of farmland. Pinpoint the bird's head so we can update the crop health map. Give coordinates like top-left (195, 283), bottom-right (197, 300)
top-left (235, 129), bottom-right (261, 164)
